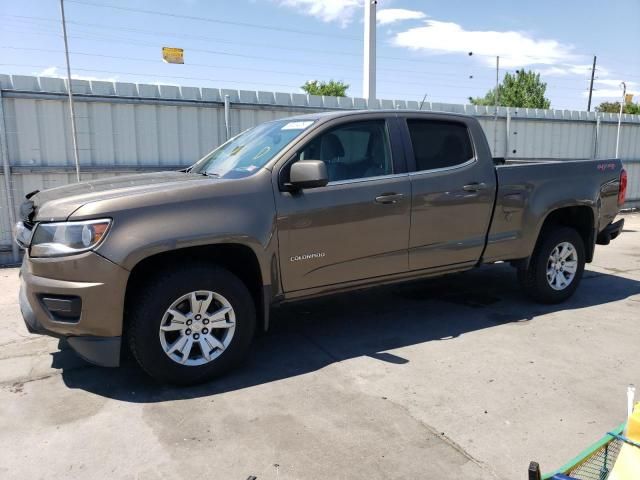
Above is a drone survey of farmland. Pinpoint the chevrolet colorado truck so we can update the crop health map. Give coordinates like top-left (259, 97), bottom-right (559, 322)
top-left (15, 110), bottom-right (627, 384)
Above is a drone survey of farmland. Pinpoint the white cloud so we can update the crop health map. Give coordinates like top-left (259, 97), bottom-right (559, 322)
top-left (39, 66), bottom-right (59, 77)
top-left (594, 79), bottom-right (635, 88)
top-left (538, 64), bottom-right (594, 77)
top-left (393, 20), bottom-right (578, 68)
top-left (36, 67), bottom-right (118, 83)
top-left (377, 8), bottom-right (426, 25)
top-left (589, 88), bottom-right (637, 99)
top-left (275, 0), bottom-right (361, 26)
top-left (587, 80), bottom-right (638, 99)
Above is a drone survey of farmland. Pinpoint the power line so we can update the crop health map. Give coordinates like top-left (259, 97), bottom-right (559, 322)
top-left (2, 47), bottom-right (593, 95)
top-left (2, 47), bottom-right (360, 83)
top-left (0, 14), bottom-right (363, 58)
top-left (8, 10), bottom-right (635, 74)
top-left (2, 18), bottom-right (485, 71)
top-left (0, 28), bottom-right (490, 80)
top-left (1, 26), bottom-right (601, 90)
top-left (5, 14), bottom-right (625, 87)
top-left (2, 16), bottom-right (633, 100)
top-left (64, 0), bottom-right (360, 40)
top-left (0, 62), bottom-right (480, 94)
top-left (0, 61), bottom-right (598, 105)
top-left (0, 63), bottom-right (305, 89)
top-left (5, 13), bottom-right (632, 82)
top-left (0, 17), bottom-right (588, 81)
top-left (5, 28), bottom-right (366, 70)
top-left (4, 10), bottom-right (639, 89)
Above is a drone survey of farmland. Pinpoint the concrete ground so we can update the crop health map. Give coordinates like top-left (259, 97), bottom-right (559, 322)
top-left (1, 214), bottom-right (639, 480)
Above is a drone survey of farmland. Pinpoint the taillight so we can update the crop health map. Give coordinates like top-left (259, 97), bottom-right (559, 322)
top-left (618, 169), bottom-right (627, 206)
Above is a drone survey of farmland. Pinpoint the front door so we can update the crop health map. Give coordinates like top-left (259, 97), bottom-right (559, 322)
top-left (275, 118), bottom-right (411, 293)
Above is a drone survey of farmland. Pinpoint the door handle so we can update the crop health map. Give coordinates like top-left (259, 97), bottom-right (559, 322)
top-left (462, 182), bottom-right (488, 192)
top-left (375, 193), bottom-right (404, 204)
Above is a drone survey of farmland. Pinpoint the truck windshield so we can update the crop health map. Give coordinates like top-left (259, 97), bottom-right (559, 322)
top-left (189, 119), bottom-right (315, 178)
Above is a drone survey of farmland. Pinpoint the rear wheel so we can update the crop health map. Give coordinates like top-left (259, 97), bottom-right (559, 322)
top-left (128, 264), bottom-right (255, 385)
top-left (518, 226), bottom-right (585, 304)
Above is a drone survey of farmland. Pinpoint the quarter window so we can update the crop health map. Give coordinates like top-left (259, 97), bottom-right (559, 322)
top-left (407, 120), bottom-right (474, 171)
top-left (297, 120), bottom-right (392, 182)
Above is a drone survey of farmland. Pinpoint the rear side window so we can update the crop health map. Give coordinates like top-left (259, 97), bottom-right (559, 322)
top-left (407, 120), bottom-right (474, 171)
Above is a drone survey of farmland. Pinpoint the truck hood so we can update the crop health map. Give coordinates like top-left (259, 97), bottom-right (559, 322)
top-left (25, 171), bottom-right (212, 221)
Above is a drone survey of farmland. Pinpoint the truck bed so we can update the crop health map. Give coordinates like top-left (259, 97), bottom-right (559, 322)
top-left (483, 158), bottom-right (624, 263)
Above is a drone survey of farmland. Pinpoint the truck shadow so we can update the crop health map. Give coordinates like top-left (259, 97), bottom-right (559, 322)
top-left (56, 264), bottom-right (640, 402)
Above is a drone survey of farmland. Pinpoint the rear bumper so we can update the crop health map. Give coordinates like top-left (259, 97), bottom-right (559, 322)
top-left (596, 218), bottom-right (624, 245)
top-left (19, 251), bottom-right (128, 367)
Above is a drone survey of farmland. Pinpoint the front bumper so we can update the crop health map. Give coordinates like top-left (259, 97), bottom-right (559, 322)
top-left (19, 251), bottom-right (129, 367)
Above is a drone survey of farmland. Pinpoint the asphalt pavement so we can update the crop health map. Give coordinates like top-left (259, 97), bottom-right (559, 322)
top-left (1, 213), bottom-right (639, 480)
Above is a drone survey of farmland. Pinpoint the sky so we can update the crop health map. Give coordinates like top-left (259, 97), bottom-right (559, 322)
top-left (1, 0), bottom-right (639, 111)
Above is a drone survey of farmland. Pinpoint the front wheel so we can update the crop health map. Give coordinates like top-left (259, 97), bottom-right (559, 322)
top-left (518, 226), bottom-right (585, 304)
top-left (127, 265), bottom-right (256, 385)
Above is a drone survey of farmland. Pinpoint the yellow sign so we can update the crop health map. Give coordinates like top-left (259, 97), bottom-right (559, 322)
top-left (162, 47), bottom-right (184, 64)
top-left (608, 402), bottom-right (640, 480)
top-left (625, 93), bottom-right (634, 105)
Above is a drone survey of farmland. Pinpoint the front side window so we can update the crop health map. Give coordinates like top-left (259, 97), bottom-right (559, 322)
top-left (297, 120), bottom-right (392, 182)
top-left (191, 119), bottom-right (315, 178)
top-left (407, 120), bottom-right (474, 171)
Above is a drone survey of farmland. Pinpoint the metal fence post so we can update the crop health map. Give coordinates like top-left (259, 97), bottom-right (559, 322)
top-left (224, 95), bottom-right (230, 141)
top-left (505, 109), bottom-right (511, 160)
top-left (593, 116), bottom-right (600, 159)
top-left (0, 89), bottom-right (19, 263)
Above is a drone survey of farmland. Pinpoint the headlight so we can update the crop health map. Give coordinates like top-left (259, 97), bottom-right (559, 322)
top-left (30, 219), bottom-right (112, 257)
top-left (13, 221), bottom-right (33, 249)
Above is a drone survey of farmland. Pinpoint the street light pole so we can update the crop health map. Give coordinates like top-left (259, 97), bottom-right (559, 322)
top-left (615, 81), bottom-right (626, 159)
top-left (363, 0), bottom-right (377, 106)
top-left (59, 0), bottom-right (81, 182)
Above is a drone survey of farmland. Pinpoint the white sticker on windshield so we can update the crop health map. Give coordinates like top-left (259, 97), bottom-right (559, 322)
top-left (281, 121), bottom-right (314, 131)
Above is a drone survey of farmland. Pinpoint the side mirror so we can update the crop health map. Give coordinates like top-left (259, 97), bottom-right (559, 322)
top-left (288, 160), bottom-right (328, 190)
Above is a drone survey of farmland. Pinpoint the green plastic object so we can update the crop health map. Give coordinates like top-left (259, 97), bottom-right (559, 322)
top-left (543, 423), bottom-right (626, 480)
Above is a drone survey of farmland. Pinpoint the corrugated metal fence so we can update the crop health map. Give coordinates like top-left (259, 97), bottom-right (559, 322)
top-left (1, 74), bottom-right (639, 264)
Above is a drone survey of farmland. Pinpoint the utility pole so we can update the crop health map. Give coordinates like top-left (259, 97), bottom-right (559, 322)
top-left (59, 0), bottom-right (81, 182)
top-left (363, 0), bottom-right (376, 105)
top-left (587, 55), bottom-right (597, 112)
top-left (419, 93), bottom-right (428, 110)
top-left (615, 81), bottom-right (626, 159)
top-left (493, 55), bottom-right (500, 155)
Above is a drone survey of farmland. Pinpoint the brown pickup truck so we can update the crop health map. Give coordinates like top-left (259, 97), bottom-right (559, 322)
top-left (15, 110), bottom-right (627, 384)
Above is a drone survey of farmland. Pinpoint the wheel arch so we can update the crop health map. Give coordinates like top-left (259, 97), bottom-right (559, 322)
top-left (124, 243), bottom-right (270, 335)
top-left (535, 205), bottom-right (596, 263)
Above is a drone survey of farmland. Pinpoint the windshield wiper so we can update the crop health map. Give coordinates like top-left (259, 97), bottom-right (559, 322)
top-left (199, 171), bottom-right (220, 177)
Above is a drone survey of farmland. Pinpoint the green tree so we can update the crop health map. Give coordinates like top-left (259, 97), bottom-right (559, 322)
top-left (596, 101), bottom-right (640, 115)
top-left (469, 70), bottom-right (551, 109)
top-left (301, 80), bottom-right (349, 97)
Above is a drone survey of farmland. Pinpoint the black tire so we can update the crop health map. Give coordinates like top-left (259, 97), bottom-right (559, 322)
top-left (518, 226), bottom-right (586, 304)
top-left (127, 264), bottom-right (256, 385)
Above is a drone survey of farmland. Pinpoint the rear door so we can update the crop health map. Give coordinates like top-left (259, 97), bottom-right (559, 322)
top-left (401, 115), bottom-right (497, 270)
top-left (274, 115), bottom-right (411, 292)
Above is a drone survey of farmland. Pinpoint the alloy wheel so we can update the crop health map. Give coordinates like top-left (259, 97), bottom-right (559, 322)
top-left (546, 242), bottom-right (578, 291)
top-left (158, 290), bottom-right (236, 366)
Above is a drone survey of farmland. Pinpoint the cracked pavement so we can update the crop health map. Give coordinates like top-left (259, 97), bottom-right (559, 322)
top-left (1, 213), bottom-right (639, 480)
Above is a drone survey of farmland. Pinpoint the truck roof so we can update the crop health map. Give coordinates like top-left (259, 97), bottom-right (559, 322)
top-left (283, 109), bottom-right (473, 122)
